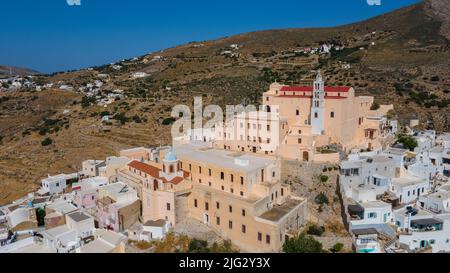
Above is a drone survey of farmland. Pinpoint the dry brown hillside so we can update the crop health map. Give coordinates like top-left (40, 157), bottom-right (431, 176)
top-left (0, 0), bottom-right (449, 204)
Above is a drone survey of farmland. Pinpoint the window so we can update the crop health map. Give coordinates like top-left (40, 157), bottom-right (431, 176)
top-left (220, 172), bottom-right (224, 180)
top-left (189, 164), bottom-right (192, 171)
top-left (240, 177), bottom-right (244, 185)
top-left (314, 112), bottom-right (318, 118)
top-left (258, 232), bottom-right (262, 242)
top-left (56, 183), bottom-right (60, 187)
top-left (240, 191), bottom-right (244, 196)
top-left (242, 209), bottom-right (246, 217)
top-left (199, 166), bottom-right (202, 174)
top-left (266, 235), bottom-right (271, 244)
top-left (267, 125), bottom-right (270, 131)
top-left (216, 217), bottom-right (220, 225)
top-left (205, 202), bottom-right (209, 211)
top-left (229, 221), bottom-right (233, 229)
top-left (230, 174), bottom-right (234, 182)
top-left (242, 225), bottom-right (247, 234)
top-left (221, 186), bottom-right (225, 190)
top-left (216, 202), bottom-right (220, 209)
top-left (208, 182), bottom-right (212, 187)
top-left (194, 199), bottom-right (198, 208)
top-left (208, 169), bottom-right (212, 176)
top-left (296, 110), bottom-right (300, 116)
top-left (166, 203), bottom-right (171, 211)
top-left (229, 205), bottom-right (233, 213)
top-left (368, 212), bottom-right (377, 219)
top-left (298, 138), bottom-right (302, 144)
top-left (330, 112), bottom-right (335, 118)
top-left (230, 188), bottom-right (234, 193)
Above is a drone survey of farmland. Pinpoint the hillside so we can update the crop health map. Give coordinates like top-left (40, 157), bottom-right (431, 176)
top-left (0, 0), bottom-right (449, 204)
top-left (0, 65), bottom-right (40, 77)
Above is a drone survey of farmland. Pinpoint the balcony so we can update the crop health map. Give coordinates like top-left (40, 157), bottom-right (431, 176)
top-left (410, 218), bottom-right (443, 232)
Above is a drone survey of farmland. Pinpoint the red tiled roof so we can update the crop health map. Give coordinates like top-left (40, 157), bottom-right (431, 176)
top-left (280, 86), bottom-right (351, 92)
top-left (129, 160), bottom-right (161, 178)
top-left (277, 95), bottom-right (347, 99)
top-left (128, 160), bottom-right (188, 185)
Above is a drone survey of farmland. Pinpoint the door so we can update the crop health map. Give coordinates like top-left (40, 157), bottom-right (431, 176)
top-left (303, 151), bottom-right (309, 162)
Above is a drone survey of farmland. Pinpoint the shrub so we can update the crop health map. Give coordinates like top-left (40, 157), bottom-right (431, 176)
top-left (41, 137), bottom-right (53, 146)
top-left (283, 234), bottom-right (324, 253)
top-left (319, 175), bottom-right (329, 183)
top-left (188, 239), bottom-right (209, 253)
top-left (100, 111), bottom-right (110, 117)
top-left (162, 117), bottom-right (176, 125)
top-left (307, 224), bottom-right (325, 236)
top-left (329, 243), bottom-right (344, 253)
top-left (315, 193), bottom-right (329, 205)
top-left (370, 102), bottom-right (380, 110)
top-left (132, 115), bottom-right (142, 123)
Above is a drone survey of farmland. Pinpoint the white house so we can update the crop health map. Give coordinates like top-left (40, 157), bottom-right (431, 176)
top-left (39, 174), bottom-right (70, 195)
top-left (81, 160), bottom-right (106, 177)
top-left (398, 213), bottom-right (450, 253)
top-left (391, 175), bottom-right (429, 204)
top-left (349, 201), bottom-right (393, 227)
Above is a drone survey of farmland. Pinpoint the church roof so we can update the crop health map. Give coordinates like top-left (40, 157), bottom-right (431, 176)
top-left (127, 160), bottom-right (189, 185)
top-left (280, 86), bottom-right (351, 92)
top-left (164, 151), bottom-right (178, 162)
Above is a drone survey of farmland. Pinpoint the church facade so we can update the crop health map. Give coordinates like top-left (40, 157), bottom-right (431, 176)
top-left (212, 72), bottom-right (397, 162)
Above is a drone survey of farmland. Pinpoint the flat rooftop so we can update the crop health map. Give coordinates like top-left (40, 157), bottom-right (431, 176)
top-left (78, 239), bottom-right (115, 253)
top-left (46, 201), bottom-right (78, 215)
top-left (67, 212), bottom-right (91, 222)
top-left (174, 144), bottom-right (275, 173)
top-left (258, 197), bottom-right (304, 222)
top-left (144, 219), bottom-right (166, 227)
top-left (384, 148), bottom-right (409, 156)
top-left (361, 201), bottom-right (391, 209)
top-left (100, 182), bottom-right (136, 199)
top-left (392, 176), bottom-right (426, 187)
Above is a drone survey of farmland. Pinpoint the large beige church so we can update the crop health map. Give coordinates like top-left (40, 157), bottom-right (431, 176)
top-left (213, 72), bottom-right (397, 162)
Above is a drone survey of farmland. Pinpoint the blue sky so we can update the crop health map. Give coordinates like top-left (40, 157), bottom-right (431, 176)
top-left (0, 0), bottom-right (421, 73)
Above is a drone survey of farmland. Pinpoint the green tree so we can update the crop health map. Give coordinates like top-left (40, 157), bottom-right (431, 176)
top-left (396, 134), bottom-right (418, 151)
top-left (36, 207), bottom-right (46, 226)
top-left (283, 234), bottom-right (324, 253)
